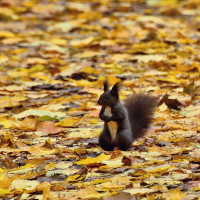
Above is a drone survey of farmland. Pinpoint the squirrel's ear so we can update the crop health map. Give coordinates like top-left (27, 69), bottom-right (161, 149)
top-left (103, 80), bottom-right (109, 91)
top-left (110, 82), bottom-right (121, 99)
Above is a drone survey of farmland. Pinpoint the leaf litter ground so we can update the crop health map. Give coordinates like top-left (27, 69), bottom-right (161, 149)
top-left (0, 0), bottom-right (200, 200)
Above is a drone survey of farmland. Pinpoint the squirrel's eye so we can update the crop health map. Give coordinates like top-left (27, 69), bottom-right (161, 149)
top-left (106, 96), bottom-right (110, 99)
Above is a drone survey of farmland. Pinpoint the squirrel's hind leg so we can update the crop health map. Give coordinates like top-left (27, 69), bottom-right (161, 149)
top-left (115, 130), bottom-right (133, 151)
top-left (99, 129), bottom-right (115, 151)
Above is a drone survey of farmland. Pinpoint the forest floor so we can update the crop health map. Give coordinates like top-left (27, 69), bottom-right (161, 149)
top-left (0, 0), bottom-right (200, 199)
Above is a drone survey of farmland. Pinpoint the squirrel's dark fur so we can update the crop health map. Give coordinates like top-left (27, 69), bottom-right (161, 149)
top-left (97, 80), bottom-right (157, 151)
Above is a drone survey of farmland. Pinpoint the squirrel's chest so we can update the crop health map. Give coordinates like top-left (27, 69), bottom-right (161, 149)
top-left (104, 106), bottom-right (118, 142)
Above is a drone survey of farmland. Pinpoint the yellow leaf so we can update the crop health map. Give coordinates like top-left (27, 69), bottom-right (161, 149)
top-left (80, 186), bottom-right (103, 199)
top-left (78, 51), bottom-right (104, 58)
top-left (0, 31), bottom-right (15, 38)
top-left (13, 117), bottom-right (37, 130)
top-left (60, 65), bottom-right (82, 76)
top-left (100, 39), bottom-right (116, 46)
top-left (176, 63), bottom-right (197, 72)
top-left (9, 180), bottom-right (39, 190)
top-left (111, 54), bottom-right (131, 62)
top-left (0, 95), bottom-right (27, 108)
top-left (11, 48), bottom-right (27, 54)
top-left (85, 87), bottom-right (102, 96)
top-left (25, 58), bottom-right (47, 64)
top-left (66, 175), bottom-right (84, 182)
top-left (0, 168), bottom-right (4, 173)
top-left (144, 70), bottom-right (167, 76)
top-left (159, 103), bottom-right (168, 111)
top-left (99, 175), bottom-right (130, 190)
top-left (70, 36), bottom-right (94, 48)
top-left (31, 73), bottom-right (51, 81)
top-left (147, 164), bottom-right (175, 173)
top-left (78, 101), bottom-right (88, 110)
top-left (108, 75), bottom-right (121, 85)
top-left (151, 185), bottom-right (168, 192)
top-left (7, 70), bottom-right (29, 78)
top-left (10, 164), bottom-right (36, 174)
top-left (51, 38), bottom-right (66, 46)
top-left (0, 177), bottom-right (15, 189)
top-left (45, 163), bottom-right (56, 170)
top-left (0, 188), bottom-right (11, 196)
top-left (68, 128), bottom-right (100, 139)
top-left (75, 79), bottom-right (93, 87)
top-left (76, 153), bottom-right (111, 165)
top-left (55, 117), bottom-right (78, 127)
top-left (28, 146), bottom-right (57, 155)
top-left (2, 37), bottom-right (23, 45)
top-left (185, 109), bottom-right (200, 117)
top-left (101, 182), bottom-right (125, 190)
top-left (90, 119), bottom-right (98, 124)
top-left (147, 0), bottom-right (178, 6)
top-left (0, 55), bottom-right (8, 64)
top-left (3, 85), bottom-right (25, 91)
top-left (82, 66), bottom-right (95, 74)
top-left (49, 21), bottom-right (79, 32)
top-left (163, 188), bottom-right (186, 200)
top-left (0, 173), bottom-right (6, 181)
top-left (70, 185), bottom-right (111, 199)
top-left (132, 55), bottom-right (165, 63)
top-left (123, 188), bottom-right (155, 195)
top-left (194, 186), bottom-right (200, 191)
top-left (0, 118), bottom-right (15, 128)
top-left (41, 182), bottom-right (52, 200)
top-left (101, 158), bottom-right (123, 168)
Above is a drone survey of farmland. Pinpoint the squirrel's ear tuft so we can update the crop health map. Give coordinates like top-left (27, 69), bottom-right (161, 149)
top-left (110, 82), bottom-right (121, 99)
top-left (103, 80), bottom-right (109, 91)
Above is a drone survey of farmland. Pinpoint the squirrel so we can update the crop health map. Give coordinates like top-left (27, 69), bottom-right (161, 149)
top-left (97, 80), bottom-right (157, 151)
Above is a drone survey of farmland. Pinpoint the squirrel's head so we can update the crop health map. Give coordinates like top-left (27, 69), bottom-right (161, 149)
top-left (97, 80), bottom-right (121, 106)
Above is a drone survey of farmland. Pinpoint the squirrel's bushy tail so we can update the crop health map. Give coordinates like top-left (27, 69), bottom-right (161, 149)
top-left (123, 93), bottom-right (157, 140)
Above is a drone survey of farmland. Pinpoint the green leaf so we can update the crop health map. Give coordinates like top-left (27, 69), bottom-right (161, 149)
top-left (37, 115), bottom-right (58, 122)
top-left (15, 109), bottom-right (68, 119)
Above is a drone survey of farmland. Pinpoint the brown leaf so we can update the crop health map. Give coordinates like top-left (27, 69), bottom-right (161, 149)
top-left (159, 93), bottom-right (182, 110)
top-left (37, 121), bottom-right (63, 134)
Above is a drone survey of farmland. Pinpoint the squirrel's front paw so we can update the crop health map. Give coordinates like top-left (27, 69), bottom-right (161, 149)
top-left (100, 114), bottom-right (108, 121)
top-left (105, 118), bottom-right (111, 123)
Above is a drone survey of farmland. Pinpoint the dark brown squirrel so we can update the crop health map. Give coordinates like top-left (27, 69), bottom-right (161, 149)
top-left (97, 80), bottom-right (157, 151)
